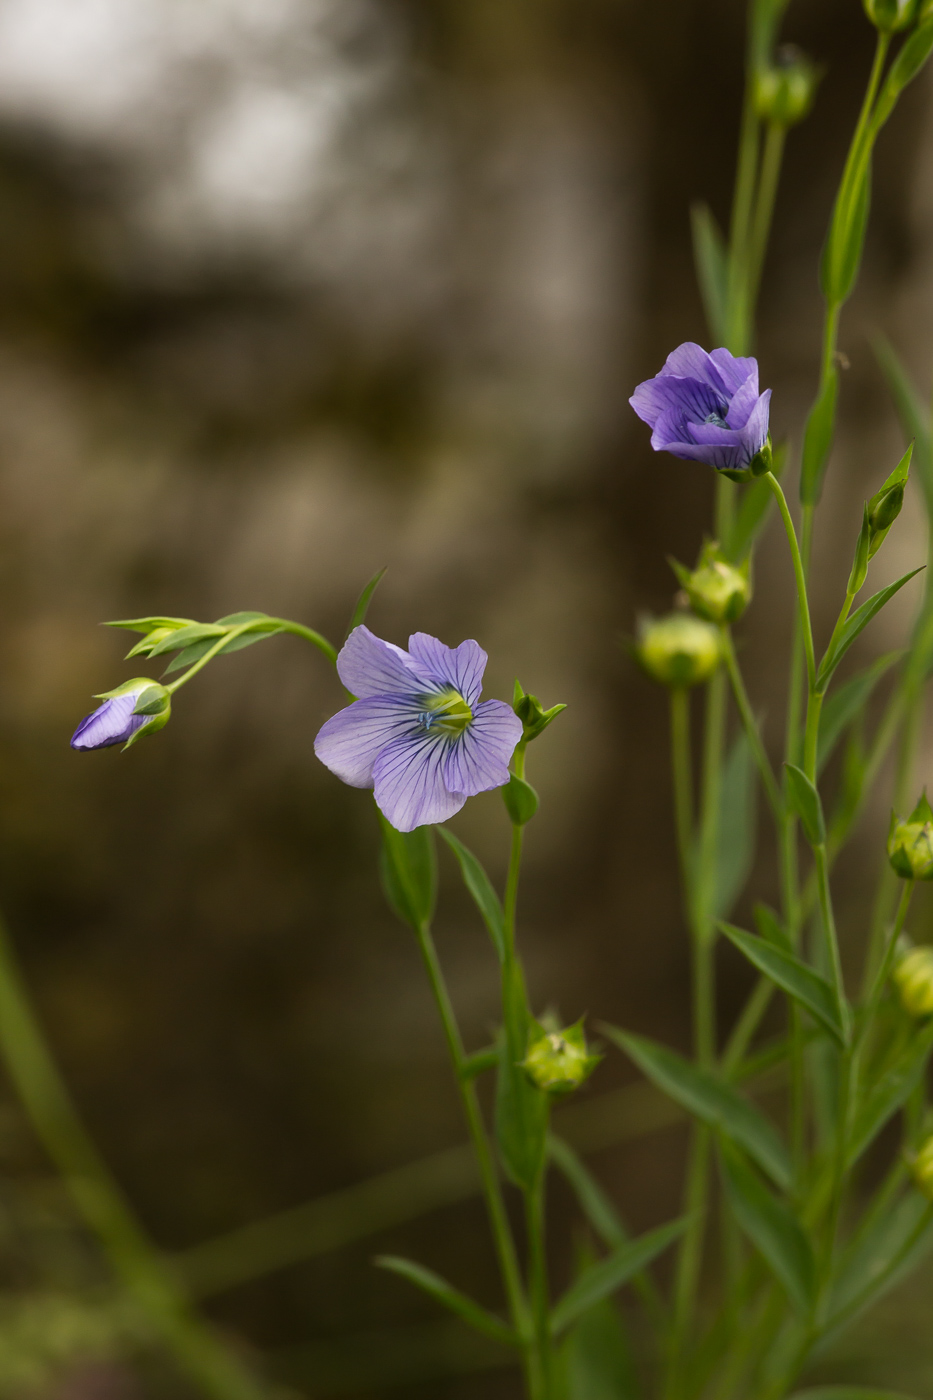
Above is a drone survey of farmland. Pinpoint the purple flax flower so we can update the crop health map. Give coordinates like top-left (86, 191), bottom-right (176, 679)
top-left (314, 627), bottom-right (523, 832)
top-left (629, 343), bottom-right (771, 478)
top-left (71, 679), bottom-right (171, 751)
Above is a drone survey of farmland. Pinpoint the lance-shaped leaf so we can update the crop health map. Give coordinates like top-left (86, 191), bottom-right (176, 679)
top-left (560, 1280), bottom-right (638, 1400)
top-left (602, 1027), bottom-right (791, 1190)
top-left (347, 566), bottom-right (387, 637)
top-left (496, 960), bottom-right (548, 1190)
top-left (829, 1192), bottom-right (933, 1325)
top-left (710, 730), bottom-right (757, 922)
top-left (437, 827), bottom-right (505, 962)
top-left (549, 1135), bottom-right (627, 1250)
top-left (550, 1217), bottom-right (686, 1336)
top-left (874, 335), bottom-right (933, 513)
top-left (784, 763), bottom-right (826, 847)
top-left (866, 444), bottom-right (912, 560)
top-left (375, 1255), bottom-right (519, 1346)
top-left (847, 1021), bottom-right (933, 1167)
top-left (869, 17), bottom-right (933, 130)
top-left (816, 569), bottom-right (925, 691)
top-left (817, 651), bottom-right (902, 775)
top-left (690, 202), bottom-right (728, 344)
top-left (378, 817), bottom-right (437, 929)
top-left (720, 923), bottom-right (847, 1047)
top-left (720, 1142), bottom-right (816, 1314)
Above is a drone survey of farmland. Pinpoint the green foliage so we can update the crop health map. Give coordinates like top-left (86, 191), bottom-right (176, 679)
top-left (800, 368), bottom-right (838, 506)
top-left (784, 763), bottom-right (826, 846)
top-left (549, 1219), bottom-right (686, 1336)
top-left (720, 921), bottom-right (847, 1045)
top-left (346, 566), bottom-right (387, 636)
top-left (437, 827), bottom-right (505, 961)
top-left (603, 1027), bottom-right (791, 1190)
top-left (559, 1289), bottom-right (639, 1400)
top-left (719, 1143), bottom-right (816, 1313)
top-left (711, 729), bottom-right (758, 920)
top-left (378, 818), bottom-right (437, 928)
top-left (847, 1022), bottom-right (933, 1165)
top-left (816, 569), bottom-right (925, 691)
top-left (817, 651), bottom-right (902, 774)
top-left (495, 961), bottom-right (549, 1189)
top-left (690, 202), bottom-right (728, 344)
top-left (502, 773), bottom-right (539, 825)
top-left (374, 1256), bottom-right (520, 1346)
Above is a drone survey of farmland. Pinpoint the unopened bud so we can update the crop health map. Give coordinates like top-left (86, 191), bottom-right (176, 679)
top-left (71, 678), bottom-right (172, 753)
top-left (894, 945), bottom-right (933, 1017)
top-left (754, 47), bottom-right (820, 127)
top-left (912, 1135), bottom-right (933, 1199)
top-left (671, 542), bottom-right (751, 624)
top-left (887, 794), bottom-right (933, 881)
top-left (512, 682), bottom-right (567, 743)
top-left (864, 0), bottom-right (918, 30)
top-left (522, 1018), bottom-right (600, 1096)
top-left (636, 613), bottom-right (721, 688)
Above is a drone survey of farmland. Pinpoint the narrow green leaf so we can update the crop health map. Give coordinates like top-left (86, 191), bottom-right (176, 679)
top-left (374, 1255), bottom-right (520, 1347)
top-left (378, 818), bottom-right (437, 929)
top-left (817, 651), bottom-right (902, 775)
top-left (602, 1027), bottom-right (791, 1190)
top-left (214, 611), bottom-right (275, 626)
top-left (549, 1135), bottom-right (627, 1250)
top-left (105, 616), bottom-right (195, 634)
top-left (495, 960), bottom-right (548, 1190)
top-left (874, 335), bottom-right (933, 511)
top-left (550, 1218), bottom-right (686, 1336)
top-left (720, 1143), bottom-right (816, 1313)
top-left (829, 1192), bottom-right (933, 1324)
top-left (816, 568), bottom-right (924, 691)
top-left (800, 368), bottom-right (838, 506)
top-left (847, 1021), bottom-right (933, 1166)
top-left (720, 923), bottom-right (847, 1046)
top-left (347, 567), bottom-right (388, 637)
top-left (690, 202), bottom-right (728, 344)
top-left (711, 729), bottom-right (757, 921)
top-left (437, 827), bottom-right (505, 962)
top-left (728, 442), bottom-right (786, 562)
top-left (871, 17), bottom-right (933, 129)
top-left (784, 763), bottom-right (826, 847)
top-left (502, 774), bottom-right (539, 826)
top-left (560, 1284), bottom-right (639, 1400)
top-left (147, 623), bottom-right (226, 657)
top-left (754, 904), bottom-right (793, 954)
top-left (163, 638), bottom-right (217, 674)
top-left (822, 160), bottom-right (871, 307)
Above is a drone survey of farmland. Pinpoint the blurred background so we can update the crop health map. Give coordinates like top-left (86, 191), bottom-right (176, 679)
top-left (0, 0), bottom-right (932, 1395)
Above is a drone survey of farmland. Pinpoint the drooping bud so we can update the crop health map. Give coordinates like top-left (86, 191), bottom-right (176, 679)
top-left (670, 541), bottom-right (751, 625)
top-left (893, 945), bottom-right (933, 1017)
top-left (754, 47), bottom-right (820, 128)
top-left (912, 1135), bottom-right (933, 1200)
top-left (864, 0), bottom-right (918, 30)
top-left (71, 678), bottom-right (172, 752)
top-left (635, 613), bottom-right (721, 688)
top-left (887, 793), bottom-right (933, 881)
top-left (522, 1018), bottom-right (601, 1096)
top-left (105, 616), bottom-right (198, 659)
top-left (512, 681), bottom-right (567, 744)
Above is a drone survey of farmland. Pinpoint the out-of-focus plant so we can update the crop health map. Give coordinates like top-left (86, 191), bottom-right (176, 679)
top-left (0, 0), bottom-right (921, 1397)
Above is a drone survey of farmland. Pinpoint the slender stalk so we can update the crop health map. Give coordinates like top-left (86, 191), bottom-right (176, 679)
top-left (525, 1174), bottom-right (554, 1400)
top-left (745, 122), bottom-right (786, 319)
top-left (859, 879), bottom-right (914, 1048)
top-left (719, 629), bottom-right (782, 821)
top-left (413, 921), bottom-right (529, 1344)
top-left (0, 913), bottom-right (266, 1400)
top-left (670, 689), bottom-right (695, 923)
top-left (764, 473), bottom-right (816, 693)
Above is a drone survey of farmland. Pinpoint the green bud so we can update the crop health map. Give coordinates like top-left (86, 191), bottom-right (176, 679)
top-left (912, 1134), bottom-right (933, 1200)
top-left (512, 681), bottom-right (567, 743)
top-left (670, 541), bottom-right (751, 624)
top-left (894, 945), bottom-right (933, 1017)
top-left (754, 47), bottom-right (820, 127)
top-left (636, 613), bottom-right (721, 688)
top-left (864, 0), bottom-right (918, 30)
top-left (502, 773), bottom-right (539, 826)
top-left (887, 793), bottom-right (933, 880)
top-left (522, 1018), bottom-right (601, 1096)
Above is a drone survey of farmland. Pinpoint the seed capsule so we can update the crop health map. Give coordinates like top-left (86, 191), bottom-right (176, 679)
top-left (636, 613), bottom-right (721, 688)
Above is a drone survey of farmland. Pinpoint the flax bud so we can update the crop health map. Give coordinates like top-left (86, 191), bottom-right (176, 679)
top-left (670, 542), bottom-right (751, 625)
top-left (522, 1018), bottom-right (600, 1096)
top-left (864, 0), bottom-right (918, 30)
top-left (754, 47), bottom-right (820, 128)
top-left (894, 946), bottom-right (933, 1017)
top-left (912, 1135), bottom-right (933, 1200)
top-left (887, 794), bottom-right (933, 881)
top-left (635, 613), bottom-right (721, 688)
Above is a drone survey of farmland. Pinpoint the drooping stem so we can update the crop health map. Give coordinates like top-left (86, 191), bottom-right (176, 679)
top-left (0, 912), bottom-right (266, 1400)
top-left (764, 473), bottom-right (816, 694)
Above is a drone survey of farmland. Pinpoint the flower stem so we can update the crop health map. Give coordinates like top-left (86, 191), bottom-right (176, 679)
top-left (719, 628), bottom-right (782, 821)
top-left (0, 912), bottom-right (266, 1400)
top-left (413, 920), bottom-right (530, 1348)
top-left (764, 473), bottom-right (816, 694)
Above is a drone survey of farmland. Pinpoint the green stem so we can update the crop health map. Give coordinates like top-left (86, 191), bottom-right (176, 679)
top-left (526, 1173), bottom-right (554, 1400)
top-left (0, 913), bottom-right (266, 1400)
top-left (765, 473), bottom-right (816, 694)
top-left (745, 122), bottom-right (787, 319)
top-left (719, 628), bottom-right (782, 820)
top-left (413, 921), bottom-right (529, 1344)
top-left (670, 689), bottom-right (695, 925)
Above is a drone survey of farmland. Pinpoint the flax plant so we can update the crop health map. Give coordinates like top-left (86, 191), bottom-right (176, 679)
top-left (0, 1), bottom-right (931, 1398)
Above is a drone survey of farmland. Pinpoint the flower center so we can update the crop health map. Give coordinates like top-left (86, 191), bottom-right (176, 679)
top-left (418, 688), bottom-right (473, 736)
top-left (704, 411), bottom-right (728, 427)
